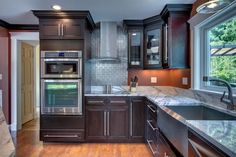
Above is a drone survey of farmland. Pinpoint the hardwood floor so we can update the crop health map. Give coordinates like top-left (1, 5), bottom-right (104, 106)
top-left (15, 119), bottom-right (152, 157)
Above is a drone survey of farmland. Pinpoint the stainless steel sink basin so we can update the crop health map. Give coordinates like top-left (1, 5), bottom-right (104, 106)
top-left (165, 105), bottom-right (236, 120)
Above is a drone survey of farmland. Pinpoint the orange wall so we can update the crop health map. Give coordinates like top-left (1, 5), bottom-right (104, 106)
top-left (0, 26), bottom-right (10, 123)
top-left (128, 69), bottom-right (191, 89)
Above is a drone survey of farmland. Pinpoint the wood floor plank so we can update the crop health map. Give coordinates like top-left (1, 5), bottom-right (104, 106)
top-left (15, 119), bottom-right (152, 157)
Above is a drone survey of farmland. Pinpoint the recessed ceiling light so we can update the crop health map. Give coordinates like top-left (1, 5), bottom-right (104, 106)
top-left (132, 33), bottom-right (137, 36)
top-left (207, 2), bottom-right (218, 8)
top-left (52, 5), bottom-right (62, 11)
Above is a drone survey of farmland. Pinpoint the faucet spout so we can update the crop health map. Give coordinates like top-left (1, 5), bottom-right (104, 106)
top-left (203, 76), bottom-right (235, 110)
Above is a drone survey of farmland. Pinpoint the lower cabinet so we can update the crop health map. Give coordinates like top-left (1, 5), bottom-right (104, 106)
top-left (85, 96), bottom-right (129, 142)
top-left (188, 130), bottom-right (228, 157)
top-left (40, 115), bottom-right (85, 142)
top-left (145, 100), bottom-right (176, 157)
top-left (130, 97), bottom-right (145, 141)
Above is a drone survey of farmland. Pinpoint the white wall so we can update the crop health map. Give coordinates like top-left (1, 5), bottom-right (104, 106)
top-left (10, 32), bottom-right (39, 131)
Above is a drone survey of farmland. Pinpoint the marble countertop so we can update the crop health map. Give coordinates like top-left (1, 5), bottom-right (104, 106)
top-left (0, 107), bottom-right (15, 157)
top-left (85, 86), bottom-right (236, 156)
top-left (187, 120), bottom-right (236, 156)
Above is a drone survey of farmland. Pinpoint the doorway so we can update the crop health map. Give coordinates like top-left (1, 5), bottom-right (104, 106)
top-left (10, 32), bottom-right (39, 131)
top-left (21, 42), bottom-right (37, 125)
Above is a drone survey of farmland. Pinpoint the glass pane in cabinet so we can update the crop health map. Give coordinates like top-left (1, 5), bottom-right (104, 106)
top-left (146, 29), bottom-right (161, 65)
top-left (130, 32), bottom-right (141, 66)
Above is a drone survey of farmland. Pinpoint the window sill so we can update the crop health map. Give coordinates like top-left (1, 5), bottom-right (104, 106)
top-left (195, 88), bottom-right (236, 98)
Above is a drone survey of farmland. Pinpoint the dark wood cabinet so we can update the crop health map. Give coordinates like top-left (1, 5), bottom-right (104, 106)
top-left (143, 16), bottom-right (163, 69)
top-left (85, 96), bottom-right (129, 142)
top-left (39, 19), bottom-right (84, 40)
top-left (86, 105), bottom-right (106, 140)
top-left (161, 4), bottom-right (192, 69)
top-left (130, 97), bottom-right (145, 141)
top-left (107, 105), bottom-right (129, 140)
top-left (188, 130), bottom-right (228, 157)
top-left (40, 115), bottom-right (85, 142)
top-left (124, 20), bottom-right (144, 69)
top-left (145, 100), bottom-right (176, 157)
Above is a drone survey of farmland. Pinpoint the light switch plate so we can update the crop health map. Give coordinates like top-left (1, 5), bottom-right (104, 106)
top-left (182, 77), bottom-right (188, 85)
top-left (151, 77), bottom-right (157, 83)
top-left (0, 74), bottom-right (2, 80)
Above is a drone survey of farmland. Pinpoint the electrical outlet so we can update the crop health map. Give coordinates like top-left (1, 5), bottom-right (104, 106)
top-left (0, 74), bottom-right (2, 80)
top-left (151, 77), bottom-right (157, 83)
top-left (182, 77), bottom-right (188, 85)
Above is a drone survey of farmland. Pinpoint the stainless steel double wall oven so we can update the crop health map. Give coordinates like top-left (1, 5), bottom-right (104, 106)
top-left (40, 51), bottom-right (83, 115)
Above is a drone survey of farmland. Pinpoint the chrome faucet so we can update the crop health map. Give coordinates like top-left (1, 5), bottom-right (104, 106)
top-left (203, 76), bottom-right (235, 110)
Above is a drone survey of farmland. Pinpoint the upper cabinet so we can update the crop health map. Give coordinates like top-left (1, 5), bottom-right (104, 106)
top-left (124, 20), bottom-right (144, 69)
top-left (124, 4), bottom-right (191, 70)
top-left (33, 11), bottom-right (95, 40)
top-left (124, 16), bottom-right (163, 70)
top-left (39, 19), bottom-right (84, 40)
top-left (143, 16), bottom-right (163, 69)
top-left (161, 4), bottom-right (192, 69)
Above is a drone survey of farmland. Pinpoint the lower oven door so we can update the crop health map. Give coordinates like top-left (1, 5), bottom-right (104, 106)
top-left (41, 79), bottom-right (82, 115)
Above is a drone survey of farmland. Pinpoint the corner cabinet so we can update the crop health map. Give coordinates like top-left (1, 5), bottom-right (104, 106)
top-left (144, 22), bottom-right (163, 69)
top-left (161, 4), bottom-right (192, 69)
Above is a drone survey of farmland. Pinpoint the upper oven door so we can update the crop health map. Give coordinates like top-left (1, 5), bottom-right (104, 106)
top-left (41, 58), bottom-right (82, 78)
top-left (41, 79), bottom-right (82, 115)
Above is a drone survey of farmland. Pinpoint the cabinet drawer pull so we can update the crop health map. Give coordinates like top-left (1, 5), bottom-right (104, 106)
top-left (87, 100), bottom-right (104, 104)
top-left (58, 24), bottom-right (61, 36)
top-left (110, 100), bottom-right (126, 104)
top-left (61, 24), bottom-right (64, 36)
top-left (44, 134), bottom-right (78, 138)
top-left (107, 111), bottom-right (110, 136)
top-left (147, 105), bottom-right (156, 113)
top-left (147, 139), bottom-right (158, 155)
top-left (104, 111), bottom-right (107, 136)
top-left (130, 102), bottom-right (133, 136)
top-left (147, 120), bottom-right (157, 131)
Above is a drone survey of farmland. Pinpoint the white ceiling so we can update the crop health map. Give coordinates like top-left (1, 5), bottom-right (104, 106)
top-left (0, 0), bottom-right (195, 24)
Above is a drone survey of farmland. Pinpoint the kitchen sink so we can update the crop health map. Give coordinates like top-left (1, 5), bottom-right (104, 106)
top-left (165, 105), bottom-right (236, 120)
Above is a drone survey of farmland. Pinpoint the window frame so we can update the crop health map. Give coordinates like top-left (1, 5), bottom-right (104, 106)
top-left (198, 3), bottom-right (236, 94)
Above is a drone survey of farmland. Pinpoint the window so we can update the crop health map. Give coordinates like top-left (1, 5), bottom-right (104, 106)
top-left (200, 7), bottom-right (236, 93)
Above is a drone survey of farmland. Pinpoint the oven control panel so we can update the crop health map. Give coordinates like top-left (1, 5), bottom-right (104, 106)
top-left (41, 51), bottom-right (82, 58)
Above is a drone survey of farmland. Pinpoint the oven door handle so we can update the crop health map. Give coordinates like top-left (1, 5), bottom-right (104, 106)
top-left (42, 79), bottom-right (81, 83)
top-left (43, 58), bottom-right (80, 62)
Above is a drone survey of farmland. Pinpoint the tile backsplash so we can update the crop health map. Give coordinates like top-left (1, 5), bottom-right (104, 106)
top-left (90, 59), bottom-right (128, 86)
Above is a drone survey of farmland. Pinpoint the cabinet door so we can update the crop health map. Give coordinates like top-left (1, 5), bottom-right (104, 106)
top-left (39, 20), bottom-right (61, 39)
top-left (86, 106), bottom-right (106, 140)
top-left (61, 19), bottom-right (84, 39)
top-left (128, 29), bottom-right (143, 69)
top-left (130, 97), bottom-right (145, 140)
top-left (107, 105), bottom-right (129, 140)
top-left (144, 24), bottom-right (162, 69)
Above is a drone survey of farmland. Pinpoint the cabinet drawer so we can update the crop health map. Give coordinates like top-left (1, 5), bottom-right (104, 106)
top-left (41, 115), bottom-right (84, 129)
top-left (40, 130), bottom-right (84, 142)
top-left (86, 97), bottom-right (106, 105)
top-left (157, 131), bottom-right (176, 157)
top-left (108, 97), bottom-right (129, 105)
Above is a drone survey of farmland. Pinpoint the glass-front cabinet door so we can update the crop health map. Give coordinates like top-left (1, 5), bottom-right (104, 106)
top-left (128, 29), bottom-right (143, 69)
top-left (144, 26), bottom-right (162, 69)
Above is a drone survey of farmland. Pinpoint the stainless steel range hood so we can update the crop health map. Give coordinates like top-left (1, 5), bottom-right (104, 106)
top-left (91, 22), bottom-right (122, 61)
top-left (100, 22), bottom-right (118, 60)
